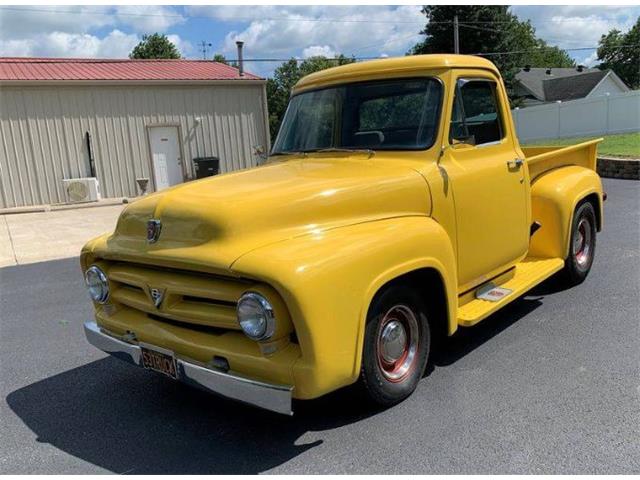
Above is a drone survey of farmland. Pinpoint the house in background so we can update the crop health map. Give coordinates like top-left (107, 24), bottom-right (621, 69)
top-left (513, 66), bottom-right (630, 107)
top-left (0, 56), bottom-right (269, 209)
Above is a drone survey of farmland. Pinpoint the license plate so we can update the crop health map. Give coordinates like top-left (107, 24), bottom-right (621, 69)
top-left (140, 345), bottom-right (177, 379)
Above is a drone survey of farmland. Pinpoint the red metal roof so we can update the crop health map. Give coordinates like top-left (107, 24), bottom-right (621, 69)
top-left (0, 57), bottom-right (261, 81)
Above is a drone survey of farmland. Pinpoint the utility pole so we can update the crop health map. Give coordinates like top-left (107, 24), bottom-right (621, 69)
top-left (453, 15), bottom-right (460, 54)
top-left (199, 40), bottom-right (212, 60)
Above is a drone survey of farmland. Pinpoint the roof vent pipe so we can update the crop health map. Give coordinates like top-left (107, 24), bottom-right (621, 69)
top-left (577, 65), bottom-right (584, 72)
top-left (236, 41), bottom-right (244, 77)
top-left (545, 68), bottom-right (552, 75)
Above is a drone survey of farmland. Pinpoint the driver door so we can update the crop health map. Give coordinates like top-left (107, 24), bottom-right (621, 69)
top-left (442, 74), bottom-right (530, 291)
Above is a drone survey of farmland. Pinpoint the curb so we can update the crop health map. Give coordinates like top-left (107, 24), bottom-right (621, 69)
top-left (0, 197), bottom-right (137, 216)
top-left (597, 157), bottom-right (639, 180)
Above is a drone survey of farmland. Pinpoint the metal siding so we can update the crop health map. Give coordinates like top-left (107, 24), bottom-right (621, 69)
top-left (0, 83), bottom-right (267, 208)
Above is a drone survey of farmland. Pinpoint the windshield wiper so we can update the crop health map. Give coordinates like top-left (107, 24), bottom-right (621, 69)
top-left (308, 147), bottom-right (375, 158)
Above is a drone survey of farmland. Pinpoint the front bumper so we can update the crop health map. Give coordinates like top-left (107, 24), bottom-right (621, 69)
top-left (83, 321), bottom-right (293, 415)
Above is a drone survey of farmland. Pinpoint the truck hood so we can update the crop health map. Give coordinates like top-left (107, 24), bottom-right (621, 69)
top-left (93, 156), bottom-right (431, 272)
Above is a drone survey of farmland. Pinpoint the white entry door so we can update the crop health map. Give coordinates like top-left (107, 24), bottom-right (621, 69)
top-left (149, 126), bottom-right (183, 191)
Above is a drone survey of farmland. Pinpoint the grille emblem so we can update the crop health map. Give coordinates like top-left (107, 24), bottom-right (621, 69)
top-left (147, 219), bottom-right (162, 243)
top-left (150, 288), bottom-right (164, 308)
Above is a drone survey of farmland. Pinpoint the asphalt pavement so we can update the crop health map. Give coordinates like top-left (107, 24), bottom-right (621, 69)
top-left (1, 178), bottom-right (638, 474)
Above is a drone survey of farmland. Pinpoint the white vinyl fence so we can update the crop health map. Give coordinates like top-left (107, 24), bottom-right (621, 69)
top-left (512, 90), bottom-right (640, 142)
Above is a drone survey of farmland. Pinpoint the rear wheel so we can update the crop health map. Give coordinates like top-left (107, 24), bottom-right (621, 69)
top-left (560, 201), bottom-right (597, 286)
top-left (359, 285), bottom-right (430, 407)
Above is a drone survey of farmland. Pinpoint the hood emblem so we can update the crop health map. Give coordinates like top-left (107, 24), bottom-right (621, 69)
top-left (147, 219), bottom-right (162, 243)
top-left (150, 288), bottom-right (165, 308)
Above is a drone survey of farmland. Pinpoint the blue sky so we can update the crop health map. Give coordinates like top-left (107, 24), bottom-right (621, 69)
top-left (0, 5), bottom-right (638, 77)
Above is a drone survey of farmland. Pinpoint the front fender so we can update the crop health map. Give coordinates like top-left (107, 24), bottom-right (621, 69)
top-left (529, 166), bottom-right (603, 259)
top-left (230, 216), bottom-right (456, 399)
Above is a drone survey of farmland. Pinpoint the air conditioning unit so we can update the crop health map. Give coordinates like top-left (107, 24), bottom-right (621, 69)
top-left (63, 177), bottom-right (101, 203)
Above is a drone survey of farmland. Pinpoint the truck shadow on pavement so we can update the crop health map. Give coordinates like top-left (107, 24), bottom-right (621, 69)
top-left (6, 357), bottom-right (378, 474)
top-left (6, 281), bottom-right (553, 474)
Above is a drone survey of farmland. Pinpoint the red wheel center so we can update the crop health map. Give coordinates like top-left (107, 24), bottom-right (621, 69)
top-left (574, 218), bottom-right (592, 267)
top-left (376, 305), bottom-right (419, 383)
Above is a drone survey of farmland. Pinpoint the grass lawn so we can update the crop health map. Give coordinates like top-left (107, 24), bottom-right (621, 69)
top-left (523, 132), bottom-right (639, 158)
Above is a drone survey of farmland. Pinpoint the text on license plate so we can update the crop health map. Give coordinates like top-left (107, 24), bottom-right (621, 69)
top-left (141, 346), bottom-right (177, 379)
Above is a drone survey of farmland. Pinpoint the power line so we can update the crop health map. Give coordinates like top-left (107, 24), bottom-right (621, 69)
top-left (351, 32), bottom-right (424, 54)
top-left (225, 44), bottom-right (636, 63)
top-left (472, 44), bottom-right (637, 57)
top-left (458, 23), bottom-right (504, 34)
top-left (0, 6), bottom-right (629, 26)
top-left (0, 6), bottom-right (440, 25)
top-left (1, 5), bottom-right (634, 63)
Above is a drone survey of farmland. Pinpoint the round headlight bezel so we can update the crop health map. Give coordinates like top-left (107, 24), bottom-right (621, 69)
top-left (85, 265), bottom-right (109, 304)
top-left (236, 292), bottom-right (276, 341)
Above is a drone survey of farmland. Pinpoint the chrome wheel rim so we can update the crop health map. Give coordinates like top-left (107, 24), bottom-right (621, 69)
top-left (376, 305), bottom-right (419, 382)
top-left (573, 217), bottom-right (593, 269)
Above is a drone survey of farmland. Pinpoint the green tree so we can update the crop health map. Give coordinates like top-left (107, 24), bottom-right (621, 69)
top-left (410, 6), bottom-right (574, 103)
top-left (213, 53), bottom-right (228, 64)
top-left (528, 39), bottom-right (575, 69)
top-left (267, 55), bottom-right (355, 140)
top-left (129, 33), bottom-right (181, 59)
top-left (597, 17), bottom-right (640, 88)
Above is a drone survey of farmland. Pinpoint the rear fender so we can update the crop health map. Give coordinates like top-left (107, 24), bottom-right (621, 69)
top-left (231, 216), bottom-right (457, 399)
top-left (529, 166), bottom-right (603, 259)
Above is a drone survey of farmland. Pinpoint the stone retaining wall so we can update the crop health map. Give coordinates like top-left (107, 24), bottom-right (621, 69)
top-left (597, 157), bottom-right (639, 180)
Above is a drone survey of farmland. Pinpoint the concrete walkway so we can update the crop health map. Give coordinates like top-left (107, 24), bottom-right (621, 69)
top-left (0, 205), bottom-right (124, 267)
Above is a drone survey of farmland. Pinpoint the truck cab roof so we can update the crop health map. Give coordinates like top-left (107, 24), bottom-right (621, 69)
top-left (293, 54), bottom-right (501, 93)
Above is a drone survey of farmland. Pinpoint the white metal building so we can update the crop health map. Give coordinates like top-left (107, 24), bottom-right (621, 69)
top-left (0, 57), bottom-right (270, 209)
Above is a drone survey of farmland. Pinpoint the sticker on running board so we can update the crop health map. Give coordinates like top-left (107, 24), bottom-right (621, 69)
top-left (475, 283), bottom-right (513, 302)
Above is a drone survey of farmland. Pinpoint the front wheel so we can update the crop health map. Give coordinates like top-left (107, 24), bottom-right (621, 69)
top-left (359, 285), bottom-right (430, 407)
top-left (560, 201), bottom-right (597, 286)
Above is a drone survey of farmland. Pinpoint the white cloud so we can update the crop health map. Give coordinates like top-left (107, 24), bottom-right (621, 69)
top-left (0, 5), bottom-right (186, 59)
top-left (0, 5), bottom-right (185, 39)
top-left (1, 5), bottom-right (638, 76)
top-left (208, 5), bottom-right (426, 76)
top-left (511, 5), bottom-right (640, 51)
top-left (0, 39), bottom-right (32, 57)
top-left (0, 6), bottom-right (113, 39)
top-left (302, 45), bottom-right (336, 59)
top-left (0, 29), bottom-right (190, 59)
top-left (205, 5), bottom-right (423, 76)
top-left (167, 34), bottom-right (193, 58)
top-left (95, 30), bottom-right (142, 58)
top-left (578, 51), bottom-right (600, 68)
top-left (214, 6), bottom-right (421, 58)
top-left (114, 5), bottom-right (186, 34)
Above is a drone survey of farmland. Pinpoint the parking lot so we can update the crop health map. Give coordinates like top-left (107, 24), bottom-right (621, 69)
top-left (0, 178), bottom-right (638, 474)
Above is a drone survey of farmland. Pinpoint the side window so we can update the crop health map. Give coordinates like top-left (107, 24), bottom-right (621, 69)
top-left (449, 80), bottom-right (504, 146)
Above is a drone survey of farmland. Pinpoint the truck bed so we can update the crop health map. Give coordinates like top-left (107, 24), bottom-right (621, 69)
top-left (523, 138), bottom-right (602, 180)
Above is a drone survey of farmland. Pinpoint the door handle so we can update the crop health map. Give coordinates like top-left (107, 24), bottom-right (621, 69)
top-left (507, 158), bottom-right (524, 169)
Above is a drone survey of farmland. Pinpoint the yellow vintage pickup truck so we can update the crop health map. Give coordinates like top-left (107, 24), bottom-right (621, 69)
top-left (82, 55), bottom-right (604, 415)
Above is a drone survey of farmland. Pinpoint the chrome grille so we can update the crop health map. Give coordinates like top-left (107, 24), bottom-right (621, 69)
top-left (104, 262), bottom-right (253, 331)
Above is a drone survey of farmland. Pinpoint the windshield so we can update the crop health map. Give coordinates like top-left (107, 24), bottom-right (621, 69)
top-left (272, 78), bottom-right (442, 155)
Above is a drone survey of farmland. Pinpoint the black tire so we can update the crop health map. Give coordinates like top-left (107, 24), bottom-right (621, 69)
top-left (359, 285), bottom-right (430, 407)
top-left (560, 201), bottom-right (597, 286)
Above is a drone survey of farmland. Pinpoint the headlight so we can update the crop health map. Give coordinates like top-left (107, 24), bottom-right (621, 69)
top-left (84, 265), bottom-right (109, 304)
top-left (236, 292), bottom-right (275, 341)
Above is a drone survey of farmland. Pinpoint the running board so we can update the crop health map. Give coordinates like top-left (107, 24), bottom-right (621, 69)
top-left (457, 257), bottom-right (564, 327)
